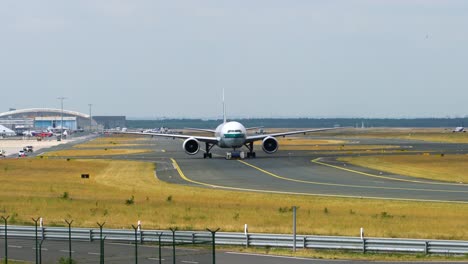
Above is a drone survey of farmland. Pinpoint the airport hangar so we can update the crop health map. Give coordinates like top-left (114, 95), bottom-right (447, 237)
top-left (0, 108), bottom-right (126, 132)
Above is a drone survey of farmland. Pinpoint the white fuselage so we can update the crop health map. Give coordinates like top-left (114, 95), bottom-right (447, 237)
top-left (214, 121), bottom-right (247, 149)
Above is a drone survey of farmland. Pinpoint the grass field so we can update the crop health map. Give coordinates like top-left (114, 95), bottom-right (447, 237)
top-left (340, 154), bottom-right (468, 183)
top-left (0, 158), bottom-right (467, 240)
top-left (0, 260), bottom-right (29, 264)
top-left (276, 138), bottom-right (347, 145)
top-left (279, 144), bottom-right (400, 151)
top-left (270, 137), bottom-right (401, 151)
top-left (73, 135), bottom-right (148, 148)
top-left (314, 128), bottom-right (468, 143)
top-left (44, 148), bottom-right (152, 157)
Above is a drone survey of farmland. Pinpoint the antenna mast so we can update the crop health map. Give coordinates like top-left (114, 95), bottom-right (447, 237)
top-left (223, 89), bottom-right (226, 123)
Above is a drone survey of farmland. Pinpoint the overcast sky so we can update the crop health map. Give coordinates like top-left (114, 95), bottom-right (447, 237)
top-left (1, 1), bottom-right (467, 119)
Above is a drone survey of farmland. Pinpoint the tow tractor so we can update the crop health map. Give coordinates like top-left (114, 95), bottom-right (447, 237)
top-left (225, 151), bottom-right (245, 160)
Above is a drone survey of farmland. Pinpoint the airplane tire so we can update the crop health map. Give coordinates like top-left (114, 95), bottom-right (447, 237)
top-left (203, 153), bottom-right (207, 159)
top-left (252, 152), bottom-right (256, 158)
top-left (208, 153), bottom-right (212, 158)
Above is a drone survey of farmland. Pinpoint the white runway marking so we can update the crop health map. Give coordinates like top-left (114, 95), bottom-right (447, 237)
top-left (60, 250), bottom-right (75, 253)
top-left (148, 257), bottom-right (165, 261)
top-left (8, 245), bottom-right (23, 248)
top-left (225, 251), bottom-right (347, 261)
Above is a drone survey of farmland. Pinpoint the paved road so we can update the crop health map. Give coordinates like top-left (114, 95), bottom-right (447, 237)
top-left (1, 238), bottom-right (466, 264)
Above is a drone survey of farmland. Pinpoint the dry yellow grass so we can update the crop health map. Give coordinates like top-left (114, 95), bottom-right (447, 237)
top-left (276, 138), bottom-right (347, 145)
top-left (74, 143), bottom-right (144, 148)
top-left (313, 128), bottom-right (468, 143)
top-left (44, 149), bottom-right (152, 157)
top-left (340, 154), bottom-right (468, 183)
top-left (274, 134), bottom-right (400, 151)
top-left (74, 135), bottom-right (148, 148)
top-left (280, 145), bottom-right (399, 151)
top-left (0, 159), bottom-right (467, 240)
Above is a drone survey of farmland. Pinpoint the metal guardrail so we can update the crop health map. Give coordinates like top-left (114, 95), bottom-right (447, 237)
top-left (1, 225), bottom-right (468, 255)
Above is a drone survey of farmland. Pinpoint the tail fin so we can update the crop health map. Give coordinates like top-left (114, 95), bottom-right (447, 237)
top-left (223, 88), bottom-right (226, 124)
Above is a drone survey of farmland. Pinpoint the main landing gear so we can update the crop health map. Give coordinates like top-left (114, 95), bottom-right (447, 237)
top-left (203, 143), bottom-right (214, 159)
top-left (244, 142), bottom-right (256, 158)
top-left (205, 143), bottom-right (257, 159)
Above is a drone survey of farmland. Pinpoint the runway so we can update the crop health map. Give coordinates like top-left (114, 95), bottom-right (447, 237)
top-left (116, 136), bottom-right (468, 203)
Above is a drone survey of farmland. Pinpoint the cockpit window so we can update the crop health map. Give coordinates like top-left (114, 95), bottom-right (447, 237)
top-left (228, 130), bottom-right (242, 133)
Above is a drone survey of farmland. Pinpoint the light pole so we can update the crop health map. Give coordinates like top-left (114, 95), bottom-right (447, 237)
top-left (88, 104), bottom-right (93, 132)
top-left (57, 97), bottom-right (67, 139)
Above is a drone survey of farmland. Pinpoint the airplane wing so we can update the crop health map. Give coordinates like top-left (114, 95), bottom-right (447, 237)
top-left (184, 128), bottom-right (216, 133)
top-left (120, 131), bottom-right (219, 144)
top-left (245, 128), bottom-right (339, 143)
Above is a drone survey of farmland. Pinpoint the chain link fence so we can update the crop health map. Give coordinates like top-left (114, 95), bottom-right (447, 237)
top-left (0, 218), bottom-right (219, 264)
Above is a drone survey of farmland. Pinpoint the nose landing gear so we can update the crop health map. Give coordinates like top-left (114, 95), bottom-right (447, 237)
top-left (226, 151), bottom-right (245, 160)
top-left (203, 143), bottom-right (214, 159)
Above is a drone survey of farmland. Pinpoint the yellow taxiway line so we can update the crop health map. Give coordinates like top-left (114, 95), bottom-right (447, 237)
top-left (237, 160), bottom-right (468, 193)
top-left (311, 158), bottom-right (467, 186)
top-left (170, 158), bottom-right (468, 203)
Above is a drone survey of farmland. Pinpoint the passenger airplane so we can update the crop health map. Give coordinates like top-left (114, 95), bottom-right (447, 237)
top-left (124, 93), bottom-right (339, 159)
top-left (453, 127), bottom-right (465, 133)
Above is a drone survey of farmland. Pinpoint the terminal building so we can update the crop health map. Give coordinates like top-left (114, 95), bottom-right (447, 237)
top-left (0, 108), bottom-right (126, 132)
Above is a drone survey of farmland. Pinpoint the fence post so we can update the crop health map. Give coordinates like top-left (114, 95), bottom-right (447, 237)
top-left (362, 238), bottom-right (366, 254)
top-left (131, 225), bottom-right (139, 264)
top-left (206, 228), bottom-right (220, 264)
top-left (157, 233), bottom-right (163, 264)
top-left (139, 222), bottom-right (143, 244)
top-left (32, 217), bottom-right (40, 264)
top-left (97, 222), bottom-right (105, 264)
top-left (244, 224), bottom-right (249, 248)
top-left (360, 227), bottom-right (366, 254)
top-left (64, 219), bottom-right (73, 264)
top-left (424, 241), bottom-right (429, 255)
top-left (169, 227), bottom-right (178, 264)
top-left (2, 216), bottom-right (9, 264)
top-left (39, 239), bottom-right (44, 264)
top-left (292, 206), bottom-right (297, 252)
top-left (40, 218), bottom-right (44, 241)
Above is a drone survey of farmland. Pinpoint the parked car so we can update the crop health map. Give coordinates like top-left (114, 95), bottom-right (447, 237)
top-left (18, 150), bottom-right (27, 157)
top-left (23, 146), bottom-right (34, 152)
top-left (0, 149), bottom-right (6, 157)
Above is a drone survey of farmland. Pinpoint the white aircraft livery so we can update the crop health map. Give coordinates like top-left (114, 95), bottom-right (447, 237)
top-left (125, 92), bottom-right (338, 159)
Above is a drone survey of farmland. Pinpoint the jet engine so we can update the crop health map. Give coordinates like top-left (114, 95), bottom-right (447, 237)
top-left (183, 137), bottom-right (200, 155)
top-left (262, 136), bottom-right (278, 154)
